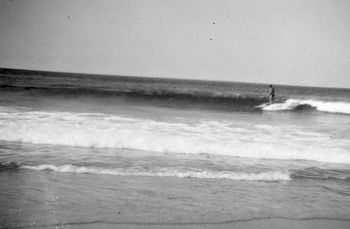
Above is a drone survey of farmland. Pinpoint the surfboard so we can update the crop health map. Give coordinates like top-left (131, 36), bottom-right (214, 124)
top-left (256, 102), bottom-right (272, 109)
top-left (256, 100), bottom-right (281, 109)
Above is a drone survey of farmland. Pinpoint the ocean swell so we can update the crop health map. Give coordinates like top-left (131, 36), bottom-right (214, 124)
top-left (0, 84), bottom-right (267, 112)
top-left (2, 83), bottom-right (350, 114)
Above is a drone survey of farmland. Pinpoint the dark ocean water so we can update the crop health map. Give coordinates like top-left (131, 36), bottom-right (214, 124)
top-left (0, 69), bottom-right (350, 228)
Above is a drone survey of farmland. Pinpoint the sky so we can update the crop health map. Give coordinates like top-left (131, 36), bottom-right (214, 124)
top-left (0, 0), bottom-right (350, 88)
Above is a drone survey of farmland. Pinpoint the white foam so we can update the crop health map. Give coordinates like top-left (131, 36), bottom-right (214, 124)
top-left (262, 99), bottom-right (350, 114)
top-left (0, 108), bottom-right (349, 164)
top-left (22, 164), bottom-right (291, 181)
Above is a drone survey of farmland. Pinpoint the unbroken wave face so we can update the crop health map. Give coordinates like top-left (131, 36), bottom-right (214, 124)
top-left (0, 107), bottom-right (349, 164)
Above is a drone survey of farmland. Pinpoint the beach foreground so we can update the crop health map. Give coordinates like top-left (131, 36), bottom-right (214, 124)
top-left (1, 168), bottom-right (350, 229)
top-left (71, 219), bottom-right (350, 229)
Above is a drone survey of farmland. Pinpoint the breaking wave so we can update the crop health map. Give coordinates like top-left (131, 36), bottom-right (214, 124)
top-left (0, 108), bottom-right (349, 164)
top-left (17, 164), bottom-right (350, 181)
top-left (2, 80), bottom-right (350, 114)
top-left (2, 69), bottom-right (350, 114)
top-left (262, 99), bottom-right (350, 114)
top-left (22, 164), bottom-right (291, 181)
top-left (3, 162), bottom-right (349, 181)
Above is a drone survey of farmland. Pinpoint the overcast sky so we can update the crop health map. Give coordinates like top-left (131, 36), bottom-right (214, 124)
top-left (1, 0), bottom-right (350, 88)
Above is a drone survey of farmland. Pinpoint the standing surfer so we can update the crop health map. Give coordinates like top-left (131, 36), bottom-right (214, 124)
top-left (269, 85), bottom-right (275, 102)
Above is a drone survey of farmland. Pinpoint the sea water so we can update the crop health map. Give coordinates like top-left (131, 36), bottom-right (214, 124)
top-left (0, 70), bottom-right (350, 227)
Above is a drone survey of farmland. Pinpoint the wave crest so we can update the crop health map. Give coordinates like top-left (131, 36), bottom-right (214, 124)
top-left (0, 84), bottom-right (267, 112)
top-left (262, 99), bottom-right (350, 114)
top-left (22, 164), bottom-right (291, 181)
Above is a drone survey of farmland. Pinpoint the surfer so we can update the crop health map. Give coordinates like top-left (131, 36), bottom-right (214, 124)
top-left (268, 85), bottom-right (275, 102)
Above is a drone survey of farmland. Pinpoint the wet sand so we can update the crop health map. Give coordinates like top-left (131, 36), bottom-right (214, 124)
top-left (33, 219), bottom-right (350, 229)
top-left (1, 169), bottom-right (350, 229)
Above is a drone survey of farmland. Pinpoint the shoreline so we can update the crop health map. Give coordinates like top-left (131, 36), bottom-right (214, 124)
top-left (9, 218), bottom-right (350, 229)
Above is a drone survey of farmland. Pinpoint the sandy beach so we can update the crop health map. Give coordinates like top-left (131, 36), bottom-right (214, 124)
top-left (1, 165), bottom-right (350, 229)
top-left (69, 219), bottom-right (350, 229)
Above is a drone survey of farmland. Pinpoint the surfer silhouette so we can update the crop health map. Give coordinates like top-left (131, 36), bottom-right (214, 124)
top-left (269, 85), bottom-right (275, 102)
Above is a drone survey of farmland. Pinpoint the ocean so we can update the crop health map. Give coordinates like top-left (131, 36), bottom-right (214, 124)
top-left (0, 69), bottom-right (350, 228)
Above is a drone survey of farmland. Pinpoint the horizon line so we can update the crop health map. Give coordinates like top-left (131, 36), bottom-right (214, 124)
top-left (1, 67), bottom-right (349, 90)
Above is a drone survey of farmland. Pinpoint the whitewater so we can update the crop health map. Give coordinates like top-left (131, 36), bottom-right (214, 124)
top-left (0, 107), bottom-right (349, 164)
top-left (262, 98), bottom-right (350, 114)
